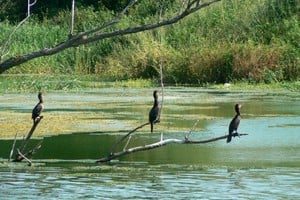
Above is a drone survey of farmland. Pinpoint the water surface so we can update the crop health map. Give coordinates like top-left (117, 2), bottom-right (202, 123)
top-left (0, 87), bottom-right (299, 199)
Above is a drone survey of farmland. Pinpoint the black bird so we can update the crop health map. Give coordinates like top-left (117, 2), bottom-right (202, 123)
top-left (32, 92), bottom-right (44, 123)
top-left (149, 90), bottom-right (160, 133)
top-left (227, 104), bottom-right (241, 143)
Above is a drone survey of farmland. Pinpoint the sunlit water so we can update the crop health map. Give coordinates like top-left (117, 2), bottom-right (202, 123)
top-left (0, 87), bottom-right (299, 199)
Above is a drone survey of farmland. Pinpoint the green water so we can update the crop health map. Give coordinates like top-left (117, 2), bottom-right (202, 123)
top-left (0, 87), bottom-right (299, 199)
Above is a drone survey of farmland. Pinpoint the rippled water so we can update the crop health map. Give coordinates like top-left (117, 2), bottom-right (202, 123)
top-left (0, 87), bottom-right (300, 199)
top-left (1, 162), bottom-right (299, 199)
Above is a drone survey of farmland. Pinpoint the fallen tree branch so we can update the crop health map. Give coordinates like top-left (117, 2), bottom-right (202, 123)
top-left (17, 149), bottom-right (32, 166)
top-left (109, 122), bottom-right (150, 154)
top-left (13, 116), bottom-right (43, 162)
top-left (8, 132), bottom-right (18, 161)
top-left (96, 132), bottom-right (248, 163)
top-left (24, 140), bottom-right (43, 160)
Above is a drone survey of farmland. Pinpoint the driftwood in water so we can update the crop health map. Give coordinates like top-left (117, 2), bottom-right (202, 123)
top-left (12, 116), bottom-right (43, 164)
top-left (109, 122), bottom-right (150, 154)
top-left (96, 132), bottom-right (247, 163)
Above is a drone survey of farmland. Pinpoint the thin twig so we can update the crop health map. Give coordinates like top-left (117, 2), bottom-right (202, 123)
top-left (8, 132), bottom-right (18, 161)
top-left (185, 119), bottom-right (200, 140)
top-left (69, 0), bottom-right (75, 35)
top-left (160, 132), bottom-right (164, 142)
top-left (25, 140), bottom-right (43, 159)
top-left (0, 0), bottom-right (37, 60)
top-left (123, 135), bottom-right (132, 151)
top-left (109, 122), bottom-right (149, 154)
top-left (158, 3), bottom-right (165, 138)
top-left (83, 0), bottom-right (138, 36)
top-left (17, 149), bottom-right (32, 166)
top-left (27, 0), bottom-right (38, 17)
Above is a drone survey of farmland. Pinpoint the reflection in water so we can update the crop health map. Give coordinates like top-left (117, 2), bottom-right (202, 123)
top-left (0, 87), bottom-right (300, 199)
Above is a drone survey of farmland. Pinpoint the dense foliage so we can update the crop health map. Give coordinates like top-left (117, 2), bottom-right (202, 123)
top-left (0, 0), bottom-right (299, 84)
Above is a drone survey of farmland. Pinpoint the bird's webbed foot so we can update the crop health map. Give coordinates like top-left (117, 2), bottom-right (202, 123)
top-left (233, 132), bottom-right (240, 138)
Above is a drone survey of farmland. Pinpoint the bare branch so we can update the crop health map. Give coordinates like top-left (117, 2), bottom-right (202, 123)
top-left (0, 0), bottom-right (37, 62)
top-left (28, 0), bottom-right (38, 17)
top-left (13, 116), bottom-right (43, 162)
top-left (17, 149), bottom-right (32, 166)
top-left (69, 0), bottom-right (75, 35)
top-left (97, 132), bottom-right (248, 163)
top-left (83, 0), bottom-right (138, 36)
top-left (185, 119), bottom-right (200, 140)
top-left (158, 59), bottom-right (164, 123)
top-left (8, 132), bottom-right (18, 161)
top-left (24, 140), bottom-right (43, 160)
top-left (123, 135), bottom-right (132, 151)
top-left (109, 122), bottom-right (149, 154)
top-left (0, 0), bottom-right (221, 73)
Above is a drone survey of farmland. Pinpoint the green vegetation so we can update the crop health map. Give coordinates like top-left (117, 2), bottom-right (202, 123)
top-left (0, 74), bottom-right (299, 93)
top-left (0, 74), bottom-right (155, 93)
top-left (0, 0), bottom-right (299, 84)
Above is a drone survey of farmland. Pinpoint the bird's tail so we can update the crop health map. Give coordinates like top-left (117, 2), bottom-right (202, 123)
top-left (150, 123), bottom-right (154, 133)
top-left (226, 133), bottom-right (232, 143)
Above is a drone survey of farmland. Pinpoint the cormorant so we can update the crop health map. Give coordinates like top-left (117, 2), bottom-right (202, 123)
top-left (32, 92), bottom-right (44, 123)
top-left (149, 90), bottom-right (160, 133)
top-left (227, 104), bottom-right (241, 143)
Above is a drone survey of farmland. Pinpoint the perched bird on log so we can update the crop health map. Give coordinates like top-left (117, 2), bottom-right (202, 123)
top-left (227, 104), bottom-right (241, 143)
top-left (149, 90), bottom-right (160, 133)
top-left (32, 92), bottom-right (44, 123)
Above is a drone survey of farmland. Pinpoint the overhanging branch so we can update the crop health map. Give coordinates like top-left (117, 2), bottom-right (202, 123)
top-left (0, 0), bottom-right (221, 73)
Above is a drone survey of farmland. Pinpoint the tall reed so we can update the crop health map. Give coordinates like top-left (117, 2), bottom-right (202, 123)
top-left (0, 0), bottom-right (299, 83)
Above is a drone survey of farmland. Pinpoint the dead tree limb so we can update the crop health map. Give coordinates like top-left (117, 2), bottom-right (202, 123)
top-left (17, 149), bottom-right (32, 166)
top-left (69, 0), bottom-right (75, 36)
top-left (96, 132), bottom-right (248, 163)
top-left (0, 0), bottom-right (37, 62)
top-left (0, 0), bottom-right (221, 73)
top-left (109, 122), bottom-right (150, 154)
top-left (8, 132), bottom-right (18, 161)
top-left (185, 119), bottom-right (200, 140)
top-left (13, 116), bottom-right (43, 162)
top-left (24, 140), bottom-right (43, 160)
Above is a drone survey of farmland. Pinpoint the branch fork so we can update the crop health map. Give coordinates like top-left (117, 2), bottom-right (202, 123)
top-left (12, 117), bottom-right (43, 163)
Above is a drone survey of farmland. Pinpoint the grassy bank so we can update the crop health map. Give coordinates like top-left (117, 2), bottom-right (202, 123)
top-left (0, 74), bottom-right (156, 93)
top-left (0, 0), bottom-right (299, 84)
top-left (0, 74), bottom-right (299, 93)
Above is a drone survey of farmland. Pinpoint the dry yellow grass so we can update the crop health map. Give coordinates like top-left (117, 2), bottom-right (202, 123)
top-left (0, 111), bottom-right (139, 139)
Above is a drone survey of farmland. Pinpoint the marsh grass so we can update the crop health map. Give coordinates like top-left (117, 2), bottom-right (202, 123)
top-left (1, 74), bottom-right (298, 94)
top-left (0, 0), bottom-right (299, 84)
top-left (0, 74), bottom-right (156, 93)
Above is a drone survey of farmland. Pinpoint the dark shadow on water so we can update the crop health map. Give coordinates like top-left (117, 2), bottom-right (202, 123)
top-left (0, 132), bottom-right (219, 164)
top-left (1, 126), bottom-right (299, 168)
